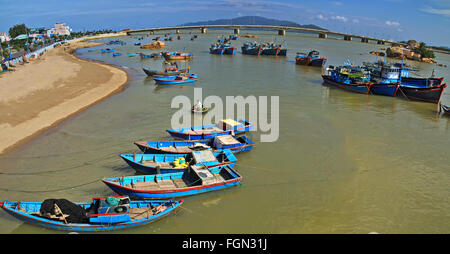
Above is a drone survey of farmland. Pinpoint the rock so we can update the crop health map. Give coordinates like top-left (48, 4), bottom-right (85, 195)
top-left (422, 58), bottom-right (436, 64)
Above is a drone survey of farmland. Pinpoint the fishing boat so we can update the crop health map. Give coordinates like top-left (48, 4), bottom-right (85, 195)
top-left (162, 52), bottom-right (193, 61)
top-left (397, 83), bottom-right (447, 103)
top-left (101, 48), bottom-right (115, 53)
top-left (134, 135), bottom-right (254, 154)
top-left (139, 53), bottom-right (153, 58)
top-left (209, 39), bottom-right (236, 55)
top-left (367, 65), bottom-right (402, 96)
top-left (260, 42), bottom-right (288, 56)
top-left (0, 196), bottom-right (182, 232)
top-left (134, 42), bottom-right (141, 46)
top-left (154, 73), bottom-right (197, 85)
top-left (119, 149), bottom-right (237, 174)
top-left (128, 53), bottom-right (138, 57)
top-left (112, 53), bottom-right (122, 57)
top-left (167, 119), bottom-right (253, 140)
top-left (295, 50), bottom-right (326, 67)
top-left (229, 35), bottom-right (238, 40)
top-left (143, 61), bottom-right (188, 77)
top-left (241, 42), bottom-right (262, 55)
top-left (102, 165), bottom-right (241, 199)
top-left (108, 40), bottom-right (125, 45)
top-left (322, 65), bottom-right (372, 94)
top-left (192, 105), bottom-right (209, 113)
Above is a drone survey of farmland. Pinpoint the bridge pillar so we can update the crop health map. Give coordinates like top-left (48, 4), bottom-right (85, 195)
top-left (234, 28), bottom-right (240, 34)
top-left (318, 33), bottom-right (327, 39)
top-left (377, 40), bottom-right (385, 45)
top-left (344, 35), bottom-right (352, 41)
top-left (278, 29), bottom-right (286, 36)
top-left (176, 29), bottom-right (180, 34)
top-left (361, 37), bottom-right (369, 43)
top-left (201, 27), bottom-right (207, 34)
top-left (149, 31), bottom-right (154, 35)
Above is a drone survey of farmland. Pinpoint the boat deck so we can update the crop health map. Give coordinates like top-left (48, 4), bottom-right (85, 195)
top-left (125, 173), bottom-right (227, 190)
top-left (160, 146), bottom-right (193, 153)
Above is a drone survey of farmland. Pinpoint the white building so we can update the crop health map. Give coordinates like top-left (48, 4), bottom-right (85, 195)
top-left (0, 32), bottom-right (11, 43)
top-left (54, 23), bottom-right (72, 36)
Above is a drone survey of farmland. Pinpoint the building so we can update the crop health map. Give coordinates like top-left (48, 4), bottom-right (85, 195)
top-left (0, 32), bottom-right (11, 43)
top-left (54, 23), bottom-right (72, 36)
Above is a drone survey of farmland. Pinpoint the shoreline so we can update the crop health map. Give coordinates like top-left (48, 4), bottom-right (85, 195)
top-left (0, 41), bottom-right (129, 155)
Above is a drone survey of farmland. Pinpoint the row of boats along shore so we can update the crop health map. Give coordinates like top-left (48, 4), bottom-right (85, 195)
top-left (1, 119), bottom-right (255, 231)
top-left (2, 35), bottom-right (449, 233)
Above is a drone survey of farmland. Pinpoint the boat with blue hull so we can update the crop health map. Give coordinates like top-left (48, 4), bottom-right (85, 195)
top-left (296, 50), bottom-right (326, 67)
top-left (322, 65), bottom-right (372, 94)
top-left (369, 83), bottom-right (399, 96)
top-left (153, 73), bottom-right (197, 85)
top-left (112, 53), bottom-right (122, 57)
top-left (260, 42), bottom-right (288, 56)
top-left (167, 119), bottom-right (253, 140)
top-left (241, 42), bottom-right (262, 55)
top-left (102, 165), bottom-right (241, 199)
top-left (134, 135), bottom-right (254, 154)
top-left (101, 48), bottom-right (115, 53)
top-left (119, 149), bottom-right (237, 175)
top-left (0, 196), bottom-right (182, 232)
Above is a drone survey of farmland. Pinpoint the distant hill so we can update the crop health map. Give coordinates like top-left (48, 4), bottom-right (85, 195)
top-left (180, 16), bottom-right (327, 31)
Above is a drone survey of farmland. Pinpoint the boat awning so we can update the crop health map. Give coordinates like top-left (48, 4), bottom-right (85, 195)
top-left (192, 150), bottom-right (217, 163)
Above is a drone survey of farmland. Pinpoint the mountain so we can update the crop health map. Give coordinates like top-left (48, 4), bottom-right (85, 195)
top-left (180, 16), bottom-right (327, 31)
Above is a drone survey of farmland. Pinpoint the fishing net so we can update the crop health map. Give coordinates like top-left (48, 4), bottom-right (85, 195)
top-left (40, 199), bottom-right (89, 223)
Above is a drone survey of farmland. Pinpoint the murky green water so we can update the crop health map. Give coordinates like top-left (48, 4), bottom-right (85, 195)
top-left (0, 30), bottom-right (449, 234)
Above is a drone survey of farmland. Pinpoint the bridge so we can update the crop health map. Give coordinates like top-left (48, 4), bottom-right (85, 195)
top-left (126, 25), bottom-right (397, 45)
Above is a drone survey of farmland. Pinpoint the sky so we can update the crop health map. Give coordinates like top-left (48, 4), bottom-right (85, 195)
top-left (1, 0), bottom-right (449, 47)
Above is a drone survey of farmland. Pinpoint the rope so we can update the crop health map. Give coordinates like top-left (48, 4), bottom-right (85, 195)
top-left (0, 153), bottom-right (117, 176)
top-left (0, 179), bottom-right (99, 193)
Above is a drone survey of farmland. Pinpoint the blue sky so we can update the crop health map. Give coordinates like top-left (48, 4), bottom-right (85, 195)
top-left (1, 0), bottom-right (449, 46)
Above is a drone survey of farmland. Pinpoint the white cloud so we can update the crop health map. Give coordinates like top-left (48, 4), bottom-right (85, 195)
top-left (421, 7), bottom-right (450, 17)
top-left (331, 15), bottom-right (348, 22)
top-left (385, 20), bottom-right (400, 26)
top-left (352, 19), bottom-right (359, 24)
top-left (317, 14), bottom-right (328, 20)
top-left (331, 1), bottom-right (343, 6)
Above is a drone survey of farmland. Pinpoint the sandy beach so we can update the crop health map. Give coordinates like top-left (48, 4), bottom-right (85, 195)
top-left (0, 41), bottom-right (128, 154)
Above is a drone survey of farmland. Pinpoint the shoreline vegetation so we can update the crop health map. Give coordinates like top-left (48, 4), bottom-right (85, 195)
top-left (0, 33), bottom-right (128, 155)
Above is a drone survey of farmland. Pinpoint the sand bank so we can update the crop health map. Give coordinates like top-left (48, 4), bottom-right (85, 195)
top-left (0, 41), bottom-right (128, 154)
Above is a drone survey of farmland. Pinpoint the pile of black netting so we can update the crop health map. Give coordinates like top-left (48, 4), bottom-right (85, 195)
top-left (40, 199), bottom-right (89, 223)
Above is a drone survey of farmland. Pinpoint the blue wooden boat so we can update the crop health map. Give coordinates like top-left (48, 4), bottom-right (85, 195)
top-left (119, 149), bottom-right (237, 174)
top-left (101, 48), bottom-right (115, 53)
top-left (134, 135), bottom-right (254, 154)
top-left (296, 50), bottom-right (326, 67)
top-left (139, 53), bottom-right (153, 58)
top-left (143, 67), bottom-right (187, 77)
top-left (260, 42), bottom-right (288, 56)
top-left (112, 53), bottom-right (122, 57)
top-left (134, 42), bottom-right (141, 46)
top-left (322, 65), bottom-right (372, 94)
top-left (154, 73), bottom-right (197, 85)
top-left (209, 40), bottom-right (236, 55)
top-left (369, 83), bottom-right (399, 96)
top-left (229, 35), bottom-right (238, 40)
top-left (167, 119), bottom-right (254, 140)
top-left (0, 196), bottom-right (182, 232)
top-left (102, 165), bottom-right (241, 199)
top-left (241, 42), bottom-right (262, 55)
top-left (128, 53), bottom-right (138, 57)
top-left (153, 73), bottom-right (197, 80)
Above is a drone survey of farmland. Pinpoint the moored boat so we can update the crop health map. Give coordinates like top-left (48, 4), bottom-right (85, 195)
top-left (0, 196), bottom-right (182, 232)
top-left (102, 165), bottom-right (241, 199)
top-left (295, 50), bottom-right (326, 67)
top-left (112, 53), bottom-right (122, 57)
top-left (119, 149), bottom-right (237, 174)
top-left (167, 119), bottom-right (253, 140)
top-left (241, 42), bottom-right (262, 55)
top-left (192, 106), bottom-right (209, 113)
top-left (322, 65), bottom-right (372, 94)
top-left (397, 84), bottom-right (447, 103)
top-left (162, 52), bottom-right (193, 60)
top-left (260, 42), bottom-right (288, 56)
top-left (134, 135), bottom-right (254, 154)
top-left (143, 61), bottom-right (188, 77)
top-left (153, 73), bottom-right (197, 85)
top-left (101, 48), bottom-right (115, 53)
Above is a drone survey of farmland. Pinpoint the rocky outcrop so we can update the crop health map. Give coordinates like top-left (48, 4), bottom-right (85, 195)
top-left (385, 44), bottom-right (435, 64)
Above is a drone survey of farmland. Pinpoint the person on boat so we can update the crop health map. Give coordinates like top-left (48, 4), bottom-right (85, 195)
top-left (194, 100), bottom-right (203, 111)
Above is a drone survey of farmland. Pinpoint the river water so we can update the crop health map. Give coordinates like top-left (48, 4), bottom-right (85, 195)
top-left (0, 30), bottom-right (449, 234)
